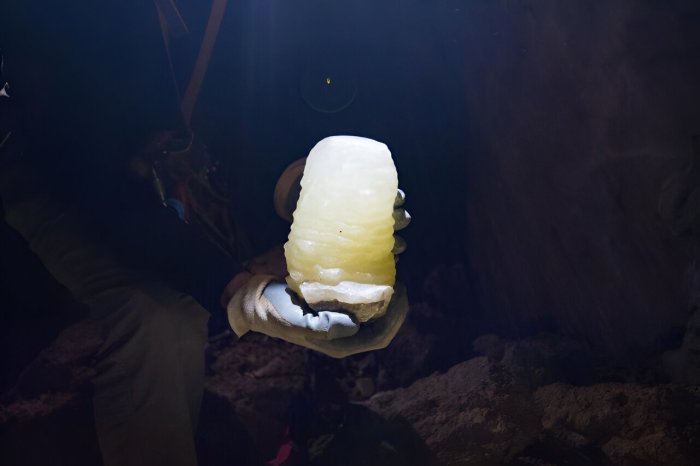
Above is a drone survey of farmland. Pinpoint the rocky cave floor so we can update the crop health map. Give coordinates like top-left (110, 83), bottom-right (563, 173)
top-left (2, 312), bottom-right (699, 466)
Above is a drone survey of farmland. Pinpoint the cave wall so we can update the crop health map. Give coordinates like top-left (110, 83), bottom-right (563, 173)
top-left (459, 0), bottom-right (700, 357)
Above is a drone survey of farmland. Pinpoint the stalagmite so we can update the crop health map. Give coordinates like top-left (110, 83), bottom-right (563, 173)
top-left (284, 136), bottom-right (398, 322)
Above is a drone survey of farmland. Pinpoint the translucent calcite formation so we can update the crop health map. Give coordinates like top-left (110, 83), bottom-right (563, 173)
top-left (284, 136), bottom-right (398, 322)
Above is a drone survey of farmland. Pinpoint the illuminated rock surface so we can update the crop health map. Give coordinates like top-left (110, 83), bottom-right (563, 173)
top-left (284, 136), bottom-right (398, 321)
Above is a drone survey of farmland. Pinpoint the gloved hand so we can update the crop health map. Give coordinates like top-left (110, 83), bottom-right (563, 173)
top-left (305, 282), bottom-right (408, 358)
top-left (226, 159), bottom-right (412, 357)
top-left (226, 275), bottom-right (408, 358)
top-left (392, 188), bottom-right (410, 254)
top-left (227, 274), bottom-right (358, 340)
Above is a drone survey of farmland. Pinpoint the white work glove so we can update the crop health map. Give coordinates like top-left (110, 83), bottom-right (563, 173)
top-left (226, 275), bottom-right (408, 358)
top-left (226, 189), bottom-right (411, 358)
top-left (392, 188), bottom-right (410, 254)
top-left (304, 282), bottom-right (408, 358)
top-left (229, 163), bottom-right (412, 357)
top-left (227, 274), bottom-right (358, 341)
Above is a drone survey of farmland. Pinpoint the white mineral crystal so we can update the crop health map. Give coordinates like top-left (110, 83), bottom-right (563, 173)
top-left (284, 135), bottom-right (398, 322)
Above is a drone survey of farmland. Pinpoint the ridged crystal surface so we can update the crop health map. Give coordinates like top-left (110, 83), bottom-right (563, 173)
top-left (284, 136), bottom-right (398, 319)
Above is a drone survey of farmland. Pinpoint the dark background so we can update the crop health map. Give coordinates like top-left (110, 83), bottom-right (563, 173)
top-left (1, 0), bottom-right (699, 399)
top-left (2, 1), bottom-right (700, 465)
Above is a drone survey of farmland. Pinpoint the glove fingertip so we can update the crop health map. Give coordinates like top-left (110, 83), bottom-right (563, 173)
top-left (328, 322), bottom-right (360, 339)
top-left (394, 189), bottom-right (406, 207)
top-left (392, 235), bottom-right (407, 255)
top-left (393, 208), bottom-right (411, 231)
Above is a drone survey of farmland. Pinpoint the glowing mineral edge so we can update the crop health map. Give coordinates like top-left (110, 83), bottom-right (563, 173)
top-left (284, 136), bottom-right (398, 322)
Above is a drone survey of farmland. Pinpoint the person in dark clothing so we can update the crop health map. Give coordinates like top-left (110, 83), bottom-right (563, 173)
top-left (0, 2), bottom-right (409, 465)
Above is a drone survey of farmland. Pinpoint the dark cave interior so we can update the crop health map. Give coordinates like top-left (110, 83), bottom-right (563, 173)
top-left (1, 1), bottom-right (700, 465)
